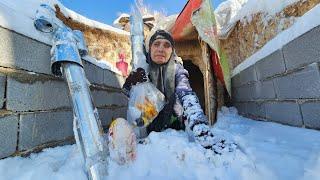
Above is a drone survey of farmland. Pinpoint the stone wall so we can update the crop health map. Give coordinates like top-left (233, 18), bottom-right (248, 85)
top-left (0, 26), bottom-right (128, 159)
top-left (232, 25), bottom-right (320, 130)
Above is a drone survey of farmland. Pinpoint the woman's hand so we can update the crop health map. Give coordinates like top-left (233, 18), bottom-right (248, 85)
top-left (123, 68), bottom-right (148, 94)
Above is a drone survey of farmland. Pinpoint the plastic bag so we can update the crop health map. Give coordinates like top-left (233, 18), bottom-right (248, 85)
top-left (127, 82), bottom-right (166, 127)
top-left (108, 118), bottom-right (136, 165)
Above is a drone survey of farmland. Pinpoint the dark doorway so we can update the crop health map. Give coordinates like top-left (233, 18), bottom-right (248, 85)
top-left (183, 60), bottom-right (205, 111)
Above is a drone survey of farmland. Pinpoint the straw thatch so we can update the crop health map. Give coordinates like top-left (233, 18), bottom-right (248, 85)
top-left (220, 0), bottom-right (320, 69)
top-left (55, 5), bottom-right (132, 68)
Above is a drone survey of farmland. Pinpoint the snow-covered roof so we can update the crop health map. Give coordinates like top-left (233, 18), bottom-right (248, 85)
top-left (113, 13), bottom-right (156, 29)
top-left (215, 0), bottom-right (301, 38)
top-left (113, 13), bottom-right (130, 28)
top-left (232, 4), bottom-right (320, 77)
top-left (0, 0), bottom-right (129, 74)
top-left (0, 0), bottom-right (129, 46)
top-left (62, 8), bottom-right (129, 36)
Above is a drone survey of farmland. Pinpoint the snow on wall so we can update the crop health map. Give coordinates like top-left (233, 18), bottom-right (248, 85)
top-left (0, 0), bottom-right (128, 45)
top-left (232, 3), bottom-right (320, 76)
top-left (230, 5), bottom-right (320, 130)
top-left (0, 0), bottom-right (129, 74)
top-left (214, 0), bottom-right (320, 75)
top-left (215, 0), bottom-right (301, 37)
top-left (0, 0), bottom-right (130, 159)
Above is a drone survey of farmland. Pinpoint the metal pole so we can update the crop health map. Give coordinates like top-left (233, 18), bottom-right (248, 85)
top-left (34, 4), bottom-right (109, 180)
top-left (62, 63), bottom-right (108, 180)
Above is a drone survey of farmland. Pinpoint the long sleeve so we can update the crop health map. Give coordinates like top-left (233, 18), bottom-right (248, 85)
top-left (175, 63), bottom-right (208, 130)
top-left (175, 63), bottom-right (236, 154)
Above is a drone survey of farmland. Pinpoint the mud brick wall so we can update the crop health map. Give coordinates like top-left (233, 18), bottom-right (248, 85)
top-left (0, 26), bottom-right (128, 159)
top-left (232, 25), bottom-right (320, 130)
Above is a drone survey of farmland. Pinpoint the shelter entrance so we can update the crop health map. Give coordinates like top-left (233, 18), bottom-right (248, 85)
top-left (183, 60), bottom-right (205, 111)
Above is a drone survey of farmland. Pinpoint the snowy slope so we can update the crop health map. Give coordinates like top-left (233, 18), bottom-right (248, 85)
top-left (1, 107), bottom-right (319, 180)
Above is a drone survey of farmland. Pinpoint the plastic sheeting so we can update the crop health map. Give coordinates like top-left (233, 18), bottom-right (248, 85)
top-left (170, 0), bottom-right (231, 96)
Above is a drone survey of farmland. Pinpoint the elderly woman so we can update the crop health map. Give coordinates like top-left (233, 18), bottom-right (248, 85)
top-left (123, 30), bottom-right (234, 154)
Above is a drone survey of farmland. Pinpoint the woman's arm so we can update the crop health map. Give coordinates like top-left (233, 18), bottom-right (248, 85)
top-left (175, 63), bottom-right (236, 154)
top-left (175, 63), bottom-right (208, 129)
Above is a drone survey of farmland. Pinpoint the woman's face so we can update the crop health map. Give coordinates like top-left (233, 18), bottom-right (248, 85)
top-left (150, 39), bottom-right (173, 65)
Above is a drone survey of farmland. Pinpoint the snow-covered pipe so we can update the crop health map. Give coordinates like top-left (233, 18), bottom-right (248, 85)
top-left (34, 4), bottom-right (108, 180)
top-left (129, 4), bottom-right (148, 71)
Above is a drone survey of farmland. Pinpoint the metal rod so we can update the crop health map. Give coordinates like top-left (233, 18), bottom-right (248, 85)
top-left (34, 4), bottom-right (109, 179)
top-left (130, 3), bottom-right (148, 71)
top-left (62, 63), bottom-right (108, 180)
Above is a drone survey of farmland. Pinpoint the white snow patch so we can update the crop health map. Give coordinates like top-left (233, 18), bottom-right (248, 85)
top-left (63, 7), bottom-right (129, 36)
top-left (0, 145), bottom-right (87, 180)
top-left (215, 0), bottom-right (301, 37)
top-left (1, 107), bottom-right (320, 179)
top-left (232, 4), bottom-right (320, 77)
top-left (113, 13), bottom-right (130, 28)
top-left (0, 0), bottom-right (128, 46)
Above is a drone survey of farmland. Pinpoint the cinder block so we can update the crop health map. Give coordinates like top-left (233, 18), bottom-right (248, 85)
top-left (83, 61), bottom-right (104, 85)
top-left (255, 50), bottom-right (286, 80)
top-left (233, 102), bottom-right (247, 115)
top-left (6, 77), bottom-right (70, 112)
top-left (240, 65), bottom-right (257, 85)
top-left (283, 25), bottom-right (320, 70)
top-left (92, 89), bottom-right (128, 107)
top-left (301, 102), bottom-right (320, 129)
top-left (18, 110), bottom-right (73, 151)
top-left (104, 69), bottom-right (125, 89)
top-left (232, 84), bottom-right (255, 102)
top-left (83, 61), bottom-right (125, 89)
top-left (246, 102), bottom-right (266, 118)
top-left (254, 80), bottom-right (276, 99)
top-left (232, 87), bottom-right (240, 102)
top-left (0, 113), bottom-right (18, 159)
top-left (0, 27), bottom-right (51, 74)
top-left (0, 73), bottom-right (5, 108)
top-left (231, 73), bottom-right (241, 88)
top-left (265, 101), bottom-right (303, 126)
top-left (98, 107), bottom-right (127, 127)
top-left (273, 63), bottom-right (320, 99)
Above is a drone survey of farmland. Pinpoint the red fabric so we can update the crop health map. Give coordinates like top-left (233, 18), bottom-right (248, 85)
top-left (116, 52), bottom-right (128, 76)
top-left (171, 0), bottom-right (225, 86)
top-left (210, 49), bottom-right (225, 86)
top-left (170, 0), bottom-right (202, 41)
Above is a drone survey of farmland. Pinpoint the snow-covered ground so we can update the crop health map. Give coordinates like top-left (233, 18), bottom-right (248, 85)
top-left (1, 107), bottom-right (319, 180)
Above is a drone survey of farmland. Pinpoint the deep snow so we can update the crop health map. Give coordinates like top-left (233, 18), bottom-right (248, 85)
top-left (1, 107), bottom-right (319, 180)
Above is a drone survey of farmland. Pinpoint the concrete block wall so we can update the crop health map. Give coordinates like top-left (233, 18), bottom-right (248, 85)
top-left (0, 27), bottom-right (128, 158)
top-left (232, 25), bottom-right (320, 130)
